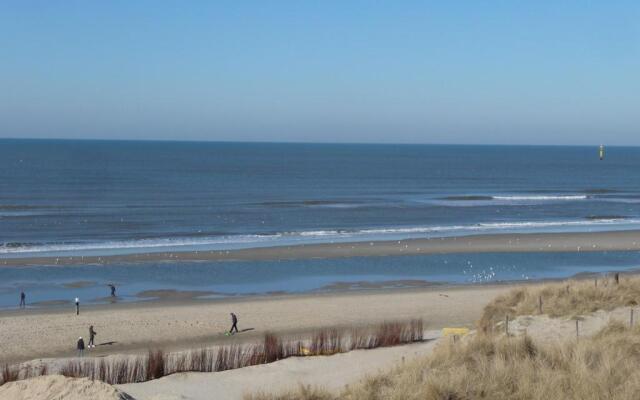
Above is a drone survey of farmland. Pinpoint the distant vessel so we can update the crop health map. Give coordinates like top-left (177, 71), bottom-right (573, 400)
top-left (599, 145), bottom-right (605, 160)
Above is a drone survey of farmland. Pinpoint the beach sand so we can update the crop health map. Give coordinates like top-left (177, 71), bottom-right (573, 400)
top-left (0, 284), bottom-right (512, 365)
top-left (4, 280), bottom-right (633, 400)
top-left (0, 375), bottom-right (133, 400)
top-left (2, 230), bottom-right (640, 267)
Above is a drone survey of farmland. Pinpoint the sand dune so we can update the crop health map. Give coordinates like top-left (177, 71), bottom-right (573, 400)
top-left (119, 333), bottom-right (441, 400)
top-left (0, 375), bottom-right (135, 400)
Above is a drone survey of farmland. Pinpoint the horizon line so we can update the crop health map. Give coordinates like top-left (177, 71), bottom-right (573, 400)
top-left (0, 137), bottom-right (627, 148)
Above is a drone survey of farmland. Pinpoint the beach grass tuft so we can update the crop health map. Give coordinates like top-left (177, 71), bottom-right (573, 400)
top-left (478, 274), bottom-right (640, 333)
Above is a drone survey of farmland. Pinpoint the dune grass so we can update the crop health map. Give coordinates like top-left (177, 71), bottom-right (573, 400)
top-left (248, 385), bottom-right (335, 400)
top-left (248, 321), bottom-right (640, 400)
top-left (248, 276), bottom-right (640, 400)
top-left (478, 274), bottom-right (640, 332)
top-left (345, 321), bottom-right (640, 400)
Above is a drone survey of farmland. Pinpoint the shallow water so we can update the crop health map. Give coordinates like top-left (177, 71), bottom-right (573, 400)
top-left (1, 251), bottom-right (638, 309)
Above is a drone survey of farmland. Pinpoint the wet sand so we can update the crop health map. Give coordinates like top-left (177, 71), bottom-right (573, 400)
top-left (0, 284), bottom-right (512, 365)
top-left (135, 289), bottom-right (219, 300)
top-left (1, 230), bottom-right (640, 267)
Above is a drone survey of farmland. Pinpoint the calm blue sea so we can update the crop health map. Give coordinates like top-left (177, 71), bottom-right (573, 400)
top-left (2, 140), bottom-right (640, 255)
top-left (1, 140), bottom-right (639, 307)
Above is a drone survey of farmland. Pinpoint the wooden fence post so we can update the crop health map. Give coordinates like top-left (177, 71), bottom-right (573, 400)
top-left (615, 273), bottom-right (619, 285)
top-left (505, 315), bottom-right (509, 336)
top-left (631, 309), bottom-right (634, 328)
top-left (538, 296), bottom-right (543, 314)
top-left (595, 278), bottom-right (597, 288)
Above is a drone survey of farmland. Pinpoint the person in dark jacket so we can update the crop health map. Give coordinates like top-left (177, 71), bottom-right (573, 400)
top-left (229, 313), bottom-right (239, 335)
top-left (75, 297), bottom-right (80, 315)
top-left (108, 284), bottom-right (116, 297)
top-left (88, 325), bottom-right (97, 348)
top-left (77, 337), bottom-right (85, 357)
top-left (19, 291), bottom-right (26, 309)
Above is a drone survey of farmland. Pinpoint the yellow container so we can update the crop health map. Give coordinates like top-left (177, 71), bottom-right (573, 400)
top-left (442, 327), bottom-right (470, 337)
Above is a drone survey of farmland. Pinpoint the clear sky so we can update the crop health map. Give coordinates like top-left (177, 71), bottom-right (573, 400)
top-left (1, 1), bottom-right (639, 145)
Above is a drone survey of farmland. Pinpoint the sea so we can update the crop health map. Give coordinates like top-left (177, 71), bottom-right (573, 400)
top-left (1, 139), bottom-right (639, 307)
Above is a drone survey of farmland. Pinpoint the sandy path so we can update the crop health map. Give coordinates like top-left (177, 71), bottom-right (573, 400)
top-left (119, 332), bottom-right (442, 400)
top-left (0, 285), bottom-right (511, 364)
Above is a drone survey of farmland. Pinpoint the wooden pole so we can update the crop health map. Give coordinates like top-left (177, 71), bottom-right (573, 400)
top-left (631, 309), bottom-right (634, 328)
top-left (615, 273), bottom-right (620, 285)
top-left (576, 320), bottom-right (579, 340)
top-left (595, 278), bottom-right (597, 288)
top-left (538, 296), bottom-right (543, 314)
top-left (505, 315), bottom-right (509, 336)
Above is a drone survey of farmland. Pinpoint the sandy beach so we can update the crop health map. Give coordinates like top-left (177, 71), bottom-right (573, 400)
top-left (2, 230), bottom-right (640, 267)
top-left (0, 284), bottom-right (512, 365)
top-left (118, 303), bottom-right (640, 400)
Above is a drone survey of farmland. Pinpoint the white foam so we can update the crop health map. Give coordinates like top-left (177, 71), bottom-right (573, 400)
top-left (491, 195), bottom-right (588, 201)
top-left (357, 218), bottom-right (637, 235)
top-left (297, 230), bottom-right (343, 236)
top-left (0, 234), bottom-right (282, 254)
top-left (2, 218), bottom-right (639, 255)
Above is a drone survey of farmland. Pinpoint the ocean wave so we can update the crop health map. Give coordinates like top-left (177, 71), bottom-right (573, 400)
top-left (436, 194), bottom-right (589, 202)
top-left (256, 200), bottom-right (366, 209)
top-left (584, 189), bottom-right (619, 194)
top-left (0, 211), bottom-right (52, 217)
top-left (598, 198), bottom-right (640, 204)
top-left (3, 218), bottom-right (639, 255)
top-left (0, 204), bottom-right (67, 217)
top-left (0, 204), bottom-right (67, 210)
top-left (585, 215), bottom-right (627, 220)
top-left (0, 234), bottom-right (282, 254)
top-left (0, 205), bottom-right (42, 211)
top-left (439, 196), bottom-right (494, 201)
top-left (491, 195), bottom-right (588, 201)
top-left (355, 219), bottom-right (639, 235)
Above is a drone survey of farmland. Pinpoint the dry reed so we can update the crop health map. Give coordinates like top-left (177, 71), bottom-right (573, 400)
top-left (1, 319), bottom-right (423, 387)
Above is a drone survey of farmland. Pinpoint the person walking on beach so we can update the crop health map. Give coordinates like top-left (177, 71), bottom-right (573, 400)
top-left (75, 297), bottom-right (80, 315)
top-left (108, 284), bottom-right (116, 297)
top-left (88, 325), bottom-right (97, 348)
top-left (77, 337), bottom-right (85, 357)
top-left (19, 291), bottom-right (26, 309)
top-left (229, 312), bottom-right (239, 335)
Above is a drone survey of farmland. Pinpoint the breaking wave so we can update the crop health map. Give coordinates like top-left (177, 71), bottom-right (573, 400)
top-left (2, 218), bottom-right (639, 255)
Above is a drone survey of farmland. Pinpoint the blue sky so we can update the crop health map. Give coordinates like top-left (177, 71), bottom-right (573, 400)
top-left (1, 1), bottom-right (639, 145)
